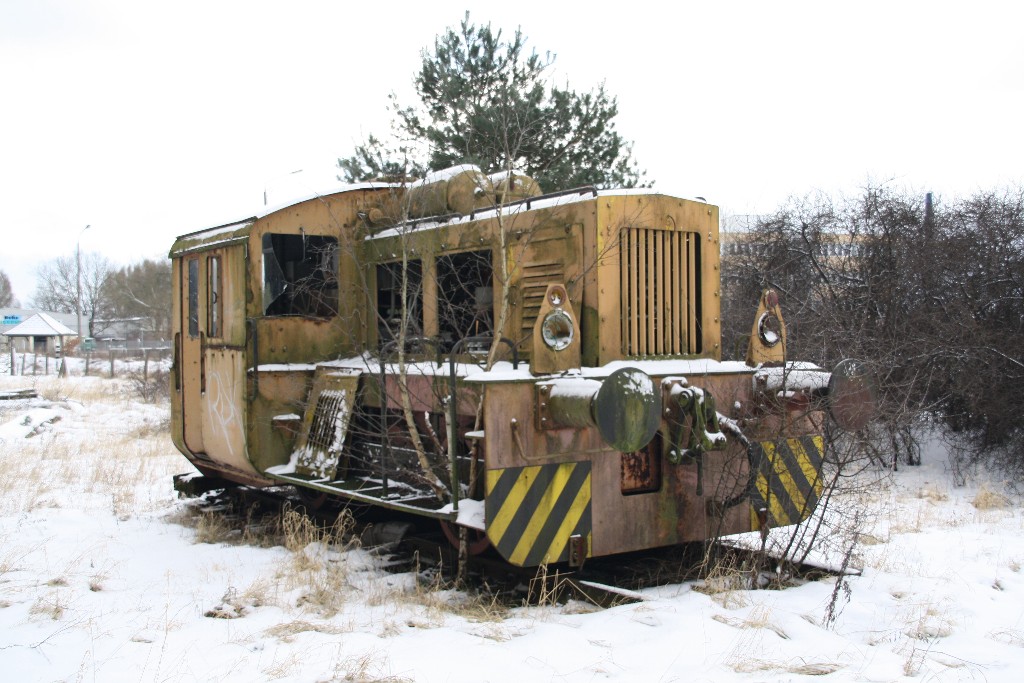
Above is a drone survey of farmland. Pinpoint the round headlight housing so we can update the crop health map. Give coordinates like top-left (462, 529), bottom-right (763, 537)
top-left (541, 310), bottom-right (574, 351)
top-left (757, 311), bottom-right (782, 347)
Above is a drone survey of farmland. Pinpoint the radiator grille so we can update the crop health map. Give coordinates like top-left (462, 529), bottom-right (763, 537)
top-left (619, 228), bottom-right (701, 356)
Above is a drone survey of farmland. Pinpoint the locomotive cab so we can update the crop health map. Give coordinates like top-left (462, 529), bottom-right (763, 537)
top-left (169, 168), bottom-right (872, 566)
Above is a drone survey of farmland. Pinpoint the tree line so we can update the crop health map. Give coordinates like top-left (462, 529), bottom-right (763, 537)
top-left (721, 186), bottom-right (1024, 477)
top-left (0, 257), bottom-right (171, 340)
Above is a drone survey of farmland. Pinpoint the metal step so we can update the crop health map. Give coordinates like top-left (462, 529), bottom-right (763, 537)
top-left (264, 470), bottom-right (456, 520)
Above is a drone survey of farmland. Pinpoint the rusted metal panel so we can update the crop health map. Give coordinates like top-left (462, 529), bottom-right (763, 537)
top-left (620, 440), bottom-right (661, 494)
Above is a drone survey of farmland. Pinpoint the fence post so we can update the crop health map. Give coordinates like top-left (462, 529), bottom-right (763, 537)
top-left (85, 353), bottom-right (90, 376)
top-left (9, 348), bottom-right (14, 376)
top-left (143, 349), bottom-right (150, 382)
top-left (109, 350), bottom-right (115, 378)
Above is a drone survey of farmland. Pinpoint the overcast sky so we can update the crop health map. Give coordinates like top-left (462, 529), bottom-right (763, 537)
top-left (2, 0), bottom-right (1022, 304)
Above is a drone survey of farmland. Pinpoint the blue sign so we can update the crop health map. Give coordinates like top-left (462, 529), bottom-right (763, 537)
top-left (2, 315), bottom-right (21, 324)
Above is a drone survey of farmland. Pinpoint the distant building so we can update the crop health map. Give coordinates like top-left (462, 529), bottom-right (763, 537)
top-left (720, 215), bottom-right (862, 261)
top-left (1, 310), bottom-right (76, 355)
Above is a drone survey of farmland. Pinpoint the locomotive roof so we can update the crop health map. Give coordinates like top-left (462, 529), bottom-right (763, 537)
top-left (169, 181), bottom-right (712, 256)
top-left (169, 182), bottom-right (397, 256)
top-left (367, 187), bottom-right (712, 241)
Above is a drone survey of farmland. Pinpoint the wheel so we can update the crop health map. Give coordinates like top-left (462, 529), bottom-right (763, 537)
top-left (439, 519), bottom-right (491, 555)
top-left (295, 485), bottom-right (332, 512)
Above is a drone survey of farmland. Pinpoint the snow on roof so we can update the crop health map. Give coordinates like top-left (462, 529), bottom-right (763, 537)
top-left (172, 183), bottom-right (400, 248)
top-left (366, 187), bottom-right (710, 242)
top-left (3, 312), bottom-right (76, 337)
top-left (414, 164), bottom-right (481, 186)
top-left (254, 182), bottom-right (397, 221)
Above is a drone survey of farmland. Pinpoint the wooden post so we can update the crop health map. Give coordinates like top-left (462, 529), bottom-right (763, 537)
top-left (20, 352), bottom-right (26, 375)
top-left (57, 335), bottom-right (66, 378)
top-left (85, 353), bottom-right (90, 376)
top-left (143, 349), bottom-right (150, 382)
top-left (8, 347), bottom-right (14, 376)
top-left (45, 353), bottom-right (49, 375)
top-left (109, 350), bottom-right (115, 378)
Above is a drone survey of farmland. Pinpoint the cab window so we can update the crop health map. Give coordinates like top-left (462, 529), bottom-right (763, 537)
top-left (262, 233), bottom-right (339, 317)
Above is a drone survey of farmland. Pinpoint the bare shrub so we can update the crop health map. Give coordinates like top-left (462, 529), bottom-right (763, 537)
top-left (127, 366), bottom-right (169, 403)
top-left (723, 185), bottom-right (1024, 478)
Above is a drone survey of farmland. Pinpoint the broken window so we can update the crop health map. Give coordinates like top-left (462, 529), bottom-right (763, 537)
top-left (376, 260), bottom-right (422, 348)
top-left (262, 233), bottom-right (339, 317)
top-left (435, 250), bottom-right (493, 351)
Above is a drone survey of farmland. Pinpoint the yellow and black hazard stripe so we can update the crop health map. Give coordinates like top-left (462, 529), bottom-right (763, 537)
top-left (749, 435), bottom-right (825, 528)
top-left (485, 462), bottom-right (591, 567)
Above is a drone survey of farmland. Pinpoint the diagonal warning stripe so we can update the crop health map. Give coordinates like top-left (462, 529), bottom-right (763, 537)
top-left (486, 462), bottom-right (592, 566)
top-left (750, 436), bottom-right (826, 529)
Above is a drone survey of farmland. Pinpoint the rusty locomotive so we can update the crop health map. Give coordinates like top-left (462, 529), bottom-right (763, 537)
top-left (169, 166), bottom-right (871, 567)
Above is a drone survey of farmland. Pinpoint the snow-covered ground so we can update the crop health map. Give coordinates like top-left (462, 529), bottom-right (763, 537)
top-left (1, 371), bottom-right (1023, 682)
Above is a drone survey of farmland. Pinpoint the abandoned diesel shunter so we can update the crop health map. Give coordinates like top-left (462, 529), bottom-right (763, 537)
top-left (169, 166), bottom-right (871, 567)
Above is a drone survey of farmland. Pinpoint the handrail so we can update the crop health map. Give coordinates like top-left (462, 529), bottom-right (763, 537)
top-left (446, 335), bottom-right (519, 511)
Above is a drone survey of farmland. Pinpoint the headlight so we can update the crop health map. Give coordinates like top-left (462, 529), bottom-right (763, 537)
top-left (757, 311), bottom-right (782, 347)
top-left (541, 310), bottom-right (574, 351)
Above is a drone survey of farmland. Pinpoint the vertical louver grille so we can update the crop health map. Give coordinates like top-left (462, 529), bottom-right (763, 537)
top-left (620, 228), bottom-right (702, 356)
top-left (520, 260), bottom-right (564, 342)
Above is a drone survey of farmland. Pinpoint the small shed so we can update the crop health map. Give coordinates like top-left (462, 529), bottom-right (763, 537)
top-left (3, 312), bottom-right (76, 355)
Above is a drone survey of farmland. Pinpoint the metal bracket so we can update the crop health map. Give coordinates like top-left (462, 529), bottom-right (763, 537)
top-left (568, 533), bottom-right (587, 568)
top-left (535, 382), bottom-right (553, 431)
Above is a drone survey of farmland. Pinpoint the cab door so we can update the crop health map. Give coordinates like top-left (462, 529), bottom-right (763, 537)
top-left (180, 249), bottom-right (249, 472)
top-left (181, 256), bottom-right (205, 454)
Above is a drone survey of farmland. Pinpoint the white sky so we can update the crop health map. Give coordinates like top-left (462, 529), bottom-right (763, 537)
top-left (2, 0), bottom-right (1022, 303)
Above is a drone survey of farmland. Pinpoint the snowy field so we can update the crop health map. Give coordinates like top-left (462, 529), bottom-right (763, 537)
top-left (2, 369), bottom-right (1024, 682)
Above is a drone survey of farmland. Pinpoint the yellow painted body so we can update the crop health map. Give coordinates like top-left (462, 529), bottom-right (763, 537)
top-left (169, 175), bottom-right (828, 566)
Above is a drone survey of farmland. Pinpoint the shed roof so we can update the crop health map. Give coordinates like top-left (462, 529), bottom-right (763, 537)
top-left (3, 312), bottom-right (76, 337)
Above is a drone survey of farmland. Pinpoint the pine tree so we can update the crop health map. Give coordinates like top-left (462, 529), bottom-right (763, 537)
top-left (339, 13), bottom-right (645, 192)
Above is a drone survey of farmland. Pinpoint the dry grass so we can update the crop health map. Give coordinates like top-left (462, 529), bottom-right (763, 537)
top-left (330, 650), bottom-right (413, 683)
top-left (713, 605), bottom-right (789, 639)
top-left (273, 508), bottom-right (362, 618)
top-left (903, 600), bottom-right (955, 640)
top-left (691, 553), bottom-right (753, 609)
top-left (916, 485), bottom-right (949, 503)
top-left (731, 658), bottom-right (843, 675)
top-left (29, 590), bottom-right (69, 621)
top-left (988, 628), bottom-right (1024, 648)
top-left (263, 619), bottom-right (351, 642)
top-left (972, 482), bottom-right (1012, 510)
top-left (0, 379), bottom-right (182, 518)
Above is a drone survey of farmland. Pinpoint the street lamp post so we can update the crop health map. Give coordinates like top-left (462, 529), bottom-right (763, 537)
top-left (77, 224), bottom-right (91, 340)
